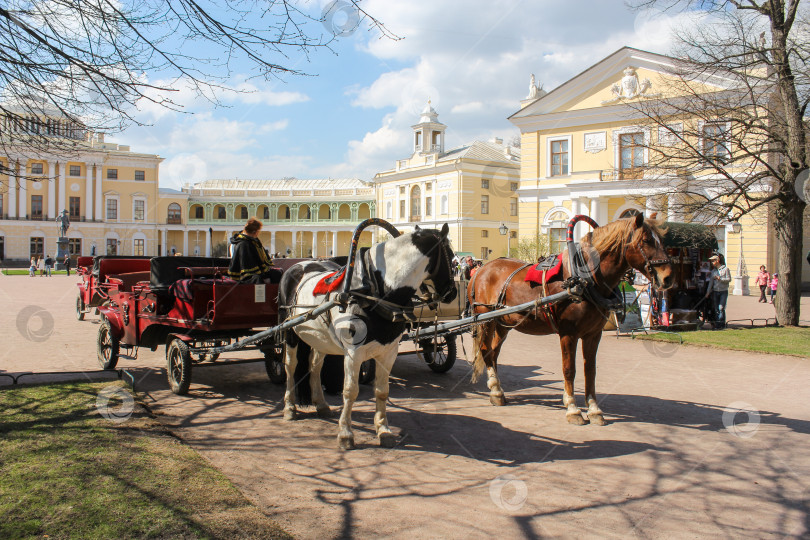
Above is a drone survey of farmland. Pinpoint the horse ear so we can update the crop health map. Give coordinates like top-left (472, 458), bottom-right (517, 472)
top-left (440, 223), bottom-right (449, 238)
top-left (634, 213), bottom-right (644, 228)
top-left (414, 225), bottom-right (421, 231)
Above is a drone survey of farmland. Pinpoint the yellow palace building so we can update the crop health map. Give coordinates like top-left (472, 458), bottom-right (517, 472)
top-left (374, 103), bottom-right (520, 260)
top-left (509, 47), bottom-right (810, 291)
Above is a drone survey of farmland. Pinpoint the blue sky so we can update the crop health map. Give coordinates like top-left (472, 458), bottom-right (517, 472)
top-left (113, 0), bottom-right (698, 189)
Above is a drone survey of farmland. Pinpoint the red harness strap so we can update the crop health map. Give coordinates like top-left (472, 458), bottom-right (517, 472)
top-left (313, 269), bottom-right (346, 296)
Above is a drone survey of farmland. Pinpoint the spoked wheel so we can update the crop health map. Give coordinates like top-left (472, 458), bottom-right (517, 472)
top-left (358, 359), bottom-right (376, 385)
top-left (166, 339), bottom-right (192, 395)
top-left (96, 320), bottom-right (119, 370)
top-left (76, 295), bottom-right (85, 321)
top-left (420, 335), bottom-right (457, 373)
top-left (264, 349), bottom-right (286, 385)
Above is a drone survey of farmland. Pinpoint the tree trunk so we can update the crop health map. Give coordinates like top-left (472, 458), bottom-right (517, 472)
top-left (774, 198), bottom-right (805, 326)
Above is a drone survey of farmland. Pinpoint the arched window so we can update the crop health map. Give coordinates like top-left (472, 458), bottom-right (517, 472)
top-left (214, 205), bottom-right (226, 220)
top-left (386, 201), bottom-right (392, 219)
top-left (547, 211), bottom-right (569, 254)
top-left (410, 186), bottom-right (421, 220)
top-left (440, 194), bottom-right (448, 215)
top-left (319, 204), bottom-right (331, 220)
top-left (236, 205), bottom-right (248, 220)
top-left (620, 208), bottom-right (642, 219)
top-left (358, 203), bottom-right (370, 220)
top-left (299, 205), bottom-right (311, 220)
top-left (278, 205), bottom-right (290, 220)
top-left (338, 204), bottom-right (351, 220)
top-left (167, 203), bottom-right (181, 224)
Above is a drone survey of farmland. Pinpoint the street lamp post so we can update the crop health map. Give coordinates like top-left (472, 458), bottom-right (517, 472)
top-left (729, 221), bottom-right (749, 295)
top-left (499, 223), bottom-right (510, 257)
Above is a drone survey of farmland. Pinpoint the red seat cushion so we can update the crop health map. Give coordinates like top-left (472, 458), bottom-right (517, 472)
top-left (525, 255), bottom-right (563, 285)
top-left (313, 269), bottom-right (346, 296)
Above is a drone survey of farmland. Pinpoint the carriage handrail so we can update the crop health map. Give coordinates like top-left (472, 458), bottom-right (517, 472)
top-left (405, 289), bottom-right (574, 340)
top-left (191, 298), bottom-right (341, 355)
top-left (339, 218), bottom-right (401, 302)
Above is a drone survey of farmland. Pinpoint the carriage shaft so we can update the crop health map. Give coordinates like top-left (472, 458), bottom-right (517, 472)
top-left (193, 299), bottom-right (341, 355)
top-left (407, 290), bottom-right (571, 339)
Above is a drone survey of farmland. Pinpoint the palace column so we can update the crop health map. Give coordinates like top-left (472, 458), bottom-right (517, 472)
top-left (589, 198), bottom-right (600, 224)
top-left (161, 229), bottom-right (167, 256)
top-left (182, 230), bottom-right (188, 255)
top-left (332, 231), bottom-right (338, 256)
top-left (47, 160), bottom-right (56, 219)
top-left (312, 230), bottom-right (318, 258)
top-left (57, 162), bottom-right (66, 214)
top-left (291, 230), bottom-right (297, 257)
top-left (205, 230), bottom-right (211, 257)
top-left (570, 198), bottom-right (582, 239)
top-left (8, 162), bottom-right (16, 219)
top-left (94, 164), bottom-right (102, 220)
top-left (85, 163), bottom-right (94, 221)
top-left (270, 230), bottom-right (276, 255)
top-left (18, 160), bottom-right (27, 218)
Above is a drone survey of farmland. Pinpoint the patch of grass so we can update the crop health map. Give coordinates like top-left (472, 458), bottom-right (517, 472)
top-left (1, 269), bottom-right (68, 276)
top-left (637, 326), bottom-right (810, 357)
top-left (0, 382), bottom-right (291, 539)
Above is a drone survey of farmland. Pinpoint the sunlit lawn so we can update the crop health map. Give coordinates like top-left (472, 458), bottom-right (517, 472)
top-left (637, 326), bottom-right (810, 357)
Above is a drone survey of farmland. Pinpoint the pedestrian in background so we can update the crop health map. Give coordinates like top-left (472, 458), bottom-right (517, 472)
top-left (64, 254), bottom-right (71, 276)
top-left (44, 254), bottom-right (53, 277)
top-left (29, 257), bottom-right (36, 277)
top-left (37, 257), bottom-right (44, 276)
top-left (754, 265), bottom-right (770, 303)
top-left (704, 254), bottom-right (732, 329)
top-left (769, 273), bottom-right (778, 303)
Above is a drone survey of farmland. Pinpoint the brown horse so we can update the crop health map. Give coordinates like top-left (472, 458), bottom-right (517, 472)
top-left (468, 214), bottom-right (674, 425)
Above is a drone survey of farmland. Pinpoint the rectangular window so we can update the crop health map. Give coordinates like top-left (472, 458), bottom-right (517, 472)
top-left (106, 238), bottom-right (118, 255)
top-left (399, 200), bottom-right (405, 219)
top-left (135, 170), bottom-right (145, 181)
top-left (68, 238), bottom-right (81, 256)
top-left (134, 200), bottom-right (145, 220)
top-left (549, 227), bottom-right (566, 254)
top-left (510, 182), bottom-right (518, 191)
top-left (619, 132), bottom-right (645, 179)
top-left (480, 247), bottom-right (489, 260)
top-left (703, 123), bottom-right (729, 163)
top-left (30, 163), bottom-right (43, 175)
top-left (69, 197), bottom-right (80, 219)
top-left (510, 230), bottom-right (517, 239)
top-left (106, 169), bottom-right (118, 179)
top-left (481, 195), bottom-right (489, 215)
top-left (399, 186), bottom-right (405, 195)
top-left (69, 165), bottom-right (81, 176)
top-left (134, 238), bottom-right (144, 256)
top-left (106, 199), bottom-right (117, 220)
top-left (481, 230), bottom-right (489, 238)
top-left (510, 198), bottom-right (518, 216)
top-left (31, 195), bottom-right (43, 219)
top-left (425, 196), bottom-right (432, 217)
top-left (551, 140), bottom-right (569, 176)
top-left (386, 201), bottom-right (392, 219)
top-left (481, 179), bottom-right (490, 189)
top-left (30, 237), bottom-right (44, 257)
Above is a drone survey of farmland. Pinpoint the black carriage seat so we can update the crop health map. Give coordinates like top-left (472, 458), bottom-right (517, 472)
top-left (149, 256), bottom-right (232, 293)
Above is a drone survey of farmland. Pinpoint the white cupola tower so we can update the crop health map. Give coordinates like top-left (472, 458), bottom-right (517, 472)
top-left (411, 100), bottom-right (446, 155)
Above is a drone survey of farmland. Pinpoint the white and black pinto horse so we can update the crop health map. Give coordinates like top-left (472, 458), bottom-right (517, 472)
top-left (278, 224), bottom-right (457, 450)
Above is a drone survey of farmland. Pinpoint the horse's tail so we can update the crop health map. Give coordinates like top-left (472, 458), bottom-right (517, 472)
top-left (470, 324), bottom-right (486, 383)
top-left (293, 342), bottom-right (312, 406)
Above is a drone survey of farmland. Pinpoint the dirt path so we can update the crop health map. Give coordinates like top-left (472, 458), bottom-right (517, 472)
top-left (2, 275), bottom-right (809, 538)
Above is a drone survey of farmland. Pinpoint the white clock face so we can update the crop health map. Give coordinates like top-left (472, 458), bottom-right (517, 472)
top-left (32, 181), bottom-right (43, 190)
top-left (71, 183), bottom-right (80, 192)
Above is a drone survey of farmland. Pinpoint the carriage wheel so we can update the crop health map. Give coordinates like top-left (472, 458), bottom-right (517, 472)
top-left (76, 295), bottom-right (85, 321)
top-left (166, 339), bottom-right (192, 395)
top-left (358, 359), bottom-right (376, 385)
top-left (96, 320), bottom-right (119, 370)
top-left (420, 335), bottom-right (457, 373)
top-left (264, 349), bottom-right (286, 385)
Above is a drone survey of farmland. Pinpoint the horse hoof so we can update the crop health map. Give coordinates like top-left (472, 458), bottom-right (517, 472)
top-left (490, 395), bottom-right (507, 406)
top-left (316, 406), bottom-right (332, 418)
top-left (378, 432), bottom-right (397, 448)
top-left (283, 409), bottom-right (297, 421)
top-left (588, 413), bottom-right (607, 426)
top-left (338, 435), bottom-right (356, 451)
top-left (566, 412), bottom-right (587, 425)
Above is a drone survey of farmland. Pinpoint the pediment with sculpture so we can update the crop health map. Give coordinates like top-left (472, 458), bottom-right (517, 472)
top-left (601, 66), bottom-right (661, 105)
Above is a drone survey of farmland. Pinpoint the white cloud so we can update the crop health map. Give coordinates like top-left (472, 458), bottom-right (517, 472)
top-left (451, 101), bottom-right (484, 114)
top-left (225, 82), bottom-right (310, 106)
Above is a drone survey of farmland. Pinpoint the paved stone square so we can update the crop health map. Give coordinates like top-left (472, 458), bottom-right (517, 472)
top-left (1, 274), bottom-right (809, 538)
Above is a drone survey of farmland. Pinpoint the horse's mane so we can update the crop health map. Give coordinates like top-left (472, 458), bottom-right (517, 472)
top-left (582, 217), bottom-right (667, 254)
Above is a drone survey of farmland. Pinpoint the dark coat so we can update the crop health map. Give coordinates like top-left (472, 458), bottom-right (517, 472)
top-left (228, 233), bottom-right (273, 281)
